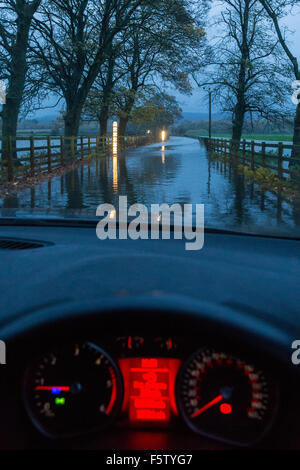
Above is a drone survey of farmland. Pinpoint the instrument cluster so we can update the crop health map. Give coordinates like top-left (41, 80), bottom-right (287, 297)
top-left (23, 336), bottom-right (279, 446)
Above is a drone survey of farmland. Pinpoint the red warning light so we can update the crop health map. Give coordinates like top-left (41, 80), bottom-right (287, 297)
top-left (119, 357), bottom-right (181, 424)
top-left (220, 403), bottom-right (232, 415)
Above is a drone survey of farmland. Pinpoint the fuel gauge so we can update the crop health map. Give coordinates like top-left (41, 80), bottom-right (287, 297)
top-left (23, 342), bottom-right (123, 437)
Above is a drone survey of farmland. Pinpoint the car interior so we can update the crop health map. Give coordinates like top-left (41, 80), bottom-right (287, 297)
top-left (0, 221), bottom-right (299, 450)
top-left (1, 0), bottom-right (300, 458)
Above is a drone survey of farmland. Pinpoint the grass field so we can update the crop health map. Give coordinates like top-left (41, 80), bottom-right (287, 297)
top-left (186, 131), bottom-right (293, 142)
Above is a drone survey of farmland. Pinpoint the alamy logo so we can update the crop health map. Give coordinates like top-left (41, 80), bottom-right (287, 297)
top-left (291, 340), bottom-right (300, 365)
top-left (0, 340), bottom-right (6, 365)
top-left (96, 197), bottom-right (205, 251)
top-left (292, 81), bottom-right (300, 105)
top-left (0, 81), bottom-right (6, 105)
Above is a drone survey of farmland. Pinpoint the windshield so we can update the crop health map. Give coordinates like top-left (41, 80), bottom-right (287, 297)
top-left (1, 0), bottom-right (300, 239)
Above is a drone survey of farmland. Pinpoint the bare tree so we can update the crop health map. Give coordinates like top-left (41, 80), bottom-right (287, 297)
top-left (259, 0), bottom-right (300, 166)
top-left (82, 44), bottom-right (127, 135)
top-left (195, 0), bottom-right (290, 150)
top-left (31, 0), bottom-right (148, 150)
top-left (112, 0), bottom-right (206, 135)
top-left (81, 0), bottom-right (206, 137)
top-left (0, 0), bottom-right (41, 165)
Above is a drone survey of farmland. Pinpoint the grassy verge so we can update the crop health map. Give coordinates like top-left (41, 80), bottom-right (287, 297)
top-left (186, 131), bottom-right (293, 142)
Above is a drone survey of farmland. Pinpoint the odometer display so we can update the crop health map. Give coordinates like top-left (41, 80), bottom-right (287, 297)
top-left (23, 342), bottom-right (123, 438)
top-left (176, 348), bottom-right (278, 445)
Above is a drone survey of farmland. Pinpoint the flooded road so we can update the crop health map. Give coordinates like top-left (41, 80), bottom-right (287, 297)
top-left (1, 136), bottom-right (300, 236)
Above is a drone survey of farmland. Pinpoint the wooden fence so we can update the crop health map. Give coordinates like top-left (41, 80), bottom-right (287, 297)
top-left (202, 137), bottom-right (300, 179)
top-left (0, 134), bottom-right (155, 182)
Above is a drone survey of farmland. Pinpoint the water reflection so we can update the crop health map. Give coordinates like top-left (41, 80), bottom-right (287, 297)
top-left (1, 137), bottom-right (300, 236)
top-left (113, 156), bottom-right (118, 194)
top-left (162, 145), bottom-right (165, 164)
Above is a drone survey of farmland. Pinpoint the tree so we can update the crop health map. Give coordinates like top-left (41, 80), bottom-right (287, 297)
top-left (0, 0), bottom-right (41, 166)
top-left (195, 0), bottom-right (290, 150)
top-left (259, 0), bottom-right (300, 166)
top-left (95, 50), bottom-right (124, 136)
top-left (112, 0), bottom-right (206, 135)
top-left (131, 92), bottom-right (183, 135)
top-left (82, 47), bottom-right (126, 136)
top-left (31, 0), bottom-right (148, 149)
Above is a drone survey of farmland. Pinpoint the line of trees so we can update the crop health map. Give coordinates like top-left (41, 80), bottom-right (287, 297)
top-left (194, 0), bottom-right (300, 163)
top-left (0, 0), bottom-right (208, 164)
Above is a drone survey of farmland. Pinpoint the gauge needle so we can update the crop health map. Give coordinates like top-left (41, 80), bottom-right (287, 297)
top-left (192, 394), bottom-right (223, 418)
top-left (35, 386), bottom-right (70, 391)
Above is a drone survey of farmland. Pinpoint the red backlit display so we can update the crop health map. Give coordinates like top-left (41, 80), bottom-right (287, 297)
top-left (119, 358), bottom-right (181, 424)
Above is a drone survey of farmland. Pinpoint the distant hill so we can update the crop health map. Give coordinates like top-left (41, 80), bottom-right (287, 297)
top-left (35, 112), bottom-right (58, 122)
top-left (180, 111), bottom-right (230, 122)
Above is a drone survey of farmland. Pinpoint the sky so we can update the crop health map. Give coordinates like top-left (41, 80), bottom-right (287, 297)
top-left (33, 1), bottom-right (300, 120)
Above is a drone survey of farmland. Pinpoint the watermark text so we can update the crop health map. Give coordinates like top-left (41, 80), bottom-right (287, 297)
top-left (96, 197), bottom-right (204, 251)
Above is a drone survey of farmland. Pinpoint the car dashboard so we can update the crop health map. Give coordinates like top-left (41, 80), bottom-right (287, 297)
top-left (21, 333), bottom-right (280, 447)
top-left (0, 223), bottom-right (299, 450)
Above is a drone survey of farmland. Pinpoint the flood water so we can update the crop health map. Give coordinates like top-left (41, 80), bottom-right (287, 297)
top-left (1, 136), bottom-right (300, 237)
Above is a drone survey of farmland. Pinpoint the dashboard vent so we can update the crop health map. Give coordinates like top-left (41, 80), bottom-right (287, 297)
top-left (0, 237), bottom-right (49, 250)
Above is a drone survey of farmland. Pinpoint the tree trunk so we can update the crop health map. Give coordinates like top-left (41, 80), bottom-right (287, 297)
top-left (98, 52), bottom-right (116, 137)
top-left (119, 116), bottom-right (129, 136)
top-left (231, 104), bottom-right (245, 153)
top-left (64, 107), bottom-right (82, 161)
top-left (230, 3), bottom-right (249, 155)
top-left (99, 111), bottom-right (109, 137)
top-left (1, 4), bottom-right (35, 171)
top-left (291, 101), bottom-right (300, 167)
top-left (118, 93), bottom-right (136, 136)
top-left (231, 53), bottom-right (247, 154)
top-left (1, 104), bottom-right (19, 167)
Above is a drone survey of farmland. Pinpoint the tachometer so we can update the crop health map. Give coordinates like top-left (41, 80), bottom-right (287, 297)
top-left (23, 342), bottom-right (123, 438)
top-left (176, 348), bottom-right (278, 446)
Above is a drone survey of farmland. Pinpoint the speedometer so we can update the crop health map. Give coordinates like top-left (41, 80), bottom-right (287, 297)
top-left (23, 342), bottom-right (123, 438)
top-left (176, 348), bottom-right (279, 446)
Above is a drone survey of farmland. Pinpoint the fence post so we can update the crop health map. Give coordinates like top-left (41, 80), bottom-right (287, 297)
top-left (262, 142), bottom-right (266, 168)
top-left (251, 141), bottom-right (255, 171)
top-left (60, 136), bottom-right (64, 165)
top-left (6, 136), bottom-right (13, 181)
top-left (71, 137), bottom-right (75, 161)
top-left (242, 139), bottom-right (246, 165)
top-left (30, 136), bottom-right (35, 176)
top-left (278, 142), bottom-right (283, 180)
top-left (235, 140), bottom-right (239, 160)
top-left (81, 136), bottom-right (84, 157)
top-left (47, 136), bottom-right (51, 172)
